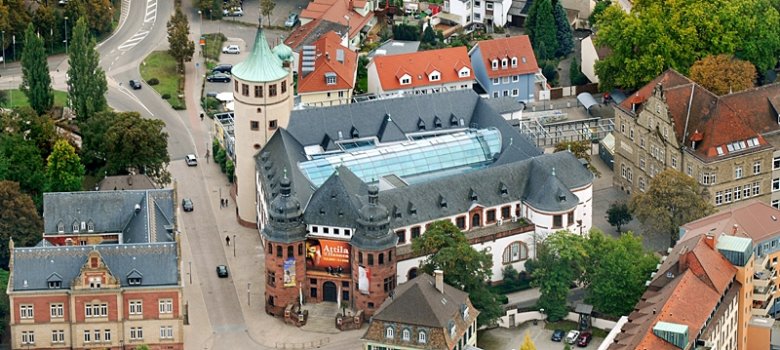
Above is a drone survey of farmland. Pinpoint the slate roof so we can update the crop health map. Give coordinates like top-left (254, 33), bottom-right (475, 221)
top-left (285, 19), bottom-right (349, 53)
top-left (97, 174), bottom-right (157, 191)
top-left (372, 273), bottom-right (472, 327)
top-left (42, 189), bottom-right (175, 243)
top-left (471, 35), bottom-right (539, 78)
top-left (11, 243), bottom-right (179, 291)
top-left (297, 32), bottom-right (357, 93)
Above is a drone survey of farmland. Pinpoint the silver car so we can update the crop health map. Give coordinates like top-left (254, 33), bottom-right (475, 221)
top-left (222, 45), bottom-right (240, 54)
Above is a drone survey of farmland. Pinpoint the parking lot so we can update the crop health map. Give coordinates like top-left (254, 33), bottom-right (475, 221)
top-left (478, 322), bottom-right (604, 350)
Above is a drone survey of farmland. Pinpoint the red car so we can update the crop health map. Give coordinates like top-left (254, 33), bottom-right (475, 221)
top-left (577, 332), bottom-right (592, 347)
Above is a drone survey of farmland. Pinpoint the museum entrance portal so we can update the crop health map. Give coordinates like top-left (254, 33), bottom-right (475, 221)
top-left (323, 281), bottom-right (338, 302)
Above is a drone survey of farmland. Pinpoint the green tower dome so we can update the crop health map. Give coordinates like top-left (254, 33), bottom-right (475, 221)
top-left (272, 42), bottom-right (293, 61)
top-left (232, 28), bottom-right (288, 82)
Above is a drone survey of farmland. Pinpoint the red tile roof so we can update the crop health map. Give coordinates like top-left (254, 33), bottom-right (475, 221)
top-left (473, 35), bottom-right (539, 78)
top-left (618, 69), bottom-right (780, 161)
top-left (297, 32), bottom-right (357, 93)
top-left (682, 201), bottom-right (780, 244)
top-left (370, 46), bottom-right (473, 91)
top-left (299, 0), bottom-right (374, 39)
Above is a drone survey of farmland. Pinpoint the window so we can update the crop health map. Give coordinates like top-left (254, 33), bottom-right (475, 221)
top-left (104, 329), bottom-right (111, 342)
top-left (242, 84), bottom-right (249, 96)
top-left (503, 90), bottom-right (509, 97)
top-left (511, 57), bottom-right (518, 67)
top-left (130, 327), bottom-right (143, 340)
top-left (401, 77), bottom-right (411, 85)
top-left (254, 85), bottom-right (263, 97)
top-left (492, 92), bottom-right (499, 98)
top-left (383, 276), bottom-right (395, 292)
top-left (234, 80), bottom-right (239, 92)
top-left (735, 166), bottom-right (743, 179)
top-left (129, 300), bottom-right (143, 315)
top-left (491, 60), bottom-right (498, 70)
top-left (774, 178), bottom-right (780, 192)
top-left (486, 209), bottom-right (496, 223)
top-left (411, 226), bottom-right (421, 239)
top-left (269, 84), bottom-right (277, 97)
top-left (502, 241), bottom-right (528, 263)
top-left (159, 299), bottom-right (173, 314)
top-left (743, 186), bottom-right (751, 198)
top-left (287, 246), bottom-right (294, 258)
top-left (84, 330), bottom-right (91, 343)
top-left (754, 160), bottom-right (762, 174)
top-left (85, 303), bottom-right (108, 318)
top-left (501, 206), bottom-right (511, 219)
top-left (474, 13), bottom-right (481, 20)
top-left (734, 186), bottom-right (742, 201)
top-left (639, 177), bottom-right (646, 191)
top-left (403, 329), bottom-right (411, 341)
top-left (511, 89), bottom-right (519, 96)
top-left (620, 123), bottom-right (625, 133)
top-left (51, 330), bottom-right (65, 343)
top-left (754, 182), bottom-right (761, 196)
top-left (474, 0), bottom-right (481, 7)
top-left (378, 253), bottom-right (384, 265)
top-left (553, 215), bottom-right (563, 228)
top-left (773, 199), bottom-right (780, 209)
top-left (492, 78), bottom-right (499, 85)
top-left (701, 173), bottom-right (716, 185)
top-left (774, 156), bottom-right (780, 170)
top-left (368, 254), bottom-right (374, 266)
top-left (640, 137), bottom-right (645, 148)
top-left (687, 164), bottom-right (693, 176)
top-left (386, 327), bottom-right (394, 339)
top-left (639, 158), bottom-right (646, 170)
top-left (671, 156), bottom-right (677, 168)
top-left (298, 244), bottom-right (304, 255)
top-left (724, 189), bottom-right (732, 203)
top-left (430, 73), bottom-right (440, 81)
top-left (269, 120), bottom-right (278, 130)
top-left (250, 120), bottom-right (259, 131)
top-left (338, 91), bottom-right (344, 98)
top-left (396, 230), bottom-right (406, 244)
top-left (267, 271), bottom-right (276, 286)
top-left (456, 216), bottom-right (466, 229)
top-left (501, 59), bottom-right (508, 68)
top-left (629, 128), bottom-right (634, 140)
top-left (50, 303), bottom-right (63, 318)
top-left (419, 331), bottom-right (427, 343)
top-left (93, 329), bottom-right (101, 342)
top-left (160, 325), bottom-right (173, 339)
top-left (20, 305), bottom-right (33, 319)
top-left (21, 331), bottom-right (34, 345)
top-left (326, 75), bottom-right (337, 85)
top-left (502, 76), bottom-right (510, 84)
top-left (281, 80), bottom-right (287, 93)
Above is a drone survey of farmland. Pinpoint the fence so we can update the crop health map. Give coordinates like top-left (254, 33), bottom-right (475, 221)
top-left (274, 338), bottom-right (330, 349)
top-left (497, 309), bottom-right (618, 331)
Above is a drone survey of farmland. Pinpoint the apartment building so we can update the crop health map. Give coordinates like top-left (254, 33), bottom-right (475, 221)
top-left (366, 47), bottom-right (475, 97)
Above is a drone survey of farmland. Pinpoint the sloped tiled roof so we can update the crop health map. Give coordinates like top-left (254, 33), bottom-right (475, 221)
top-left (297, 32), bottom-right (357, 93)
top-left (471, 35), bottom-right (539, 78)
top-left (299, 0), bottom-right (374, 38)
top-left (369, 46), bottom-right (473, 92)
top-left (372, 273), bottom-right (471, 327)
top-left (285, 19), bottom-right (349, 53)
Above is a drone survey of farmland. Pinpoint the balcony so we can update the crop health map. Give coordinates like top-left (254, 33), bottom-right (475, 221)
top-left (753, 284), bottom-right (776, 302)
top-left (754, 269), bottom-right (777, 284)
top-left (752, 296), bottom-right (774, 316)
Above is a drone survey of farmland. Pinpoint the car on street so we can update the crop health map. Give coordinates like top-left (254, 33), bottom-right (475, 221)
top-left (206, 73), bottom-right (232, 83)
top-left (182, 198), bottom-right (194, 212)
top-left (129, 80), bottom-right (142, 90)
top-left (222, 44), bottom-right (240, 54)
top-left (212, 64), bottom-right (233, 74)
top-left (223, 7), bottom-right (244, 16)
top-left (576, 332), bottom-right (592, 347)
top-left (185, 154), bottom-right (198, 166)
top-left (216, 265), bottom-right (229, 278)
top-left (566, 330), bottom-right (581, 344)
top-left (285, 13), bottom-right (300, 28)
top-left (551, 329), bottom-right (565, 342)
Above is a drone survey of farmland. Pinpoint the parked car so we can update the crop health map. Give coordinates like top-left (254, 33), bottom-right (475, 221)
top-left (216, 265), bottom-right (229, 278)
top-left (285, 13), bottom-right (300, 28)
top-left (566, 330), bottom-right (581, 344)
top-left (212, 64), bottom-right (233, 74)
top-left (206, 73), bottom-right (231, 83)
top-left (576, 332), bottom-right (592, 347)
top-left (222, 45), bottom-right (240, 54)
top-left (185, 154), bottom-right (198, 166)
top-left (129, 79), bottom-right (142, 90)
top-left (182, 198), bottom-right (194, 212)
top-left (223, 7), bottom-right (244, 16)
top-left (551, 329), bottom-right (565, 342)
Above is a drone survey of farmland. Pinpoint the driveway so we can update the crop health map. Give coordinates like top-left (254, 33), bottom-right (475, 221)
top-left (479, 323), bottom-right (603, 350)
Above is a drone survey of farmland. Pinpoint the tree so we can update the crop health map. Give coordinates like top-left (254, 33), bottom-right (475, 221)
top-left (79, 110), bottom-right (116, 168)
top-left (260, 0), bottom-right (276, 27)
top-left (525, 0), bottom-right (558, 60)
top-left (589, 0), bottom-right (611, 26)
top-left (570, 58), bottom-right (589, 86)
top-left (412, 221), bottom-right (503, 326)
top-left (520, 332), bottom-right (537, 350)
top-left (0, 91), bottom-right (8, 107)
top-left (393, 23), bottom-right (420, 41)
top-left (167, 6), bottom-right (195, 72)
top-left (689, 54), bottom-right (756, 95)
top-left (525, 231), bottom-right (586, 321)
top-left (630, 169), bottom-right (714, 246)
top-left (32, 5), bottom-right (57, 54)
top-left (68, 17), bottom-right (107, 123)
top-left (20, 23), bottom-right (53, 115)
top-left (101, 112), bottom-right (171, 185)
top-left (197, 0), bottom-right (223, 18)
top-left (44, 139), bottom-right (85, 193)
top-left (606, 201), bottom-right (632, 233)
top-left (421, 20), bottom-right (437, 45)
top-left (0, 181), bottom-right (43, 268)
top-left (0, 133), bottom-right (45, 208)
top-left (553, 0), bottom-right (574, 57)
top-left (554, 140), bottom-right (600, 177)
top-left (0, 106), bottom-right (57, 158)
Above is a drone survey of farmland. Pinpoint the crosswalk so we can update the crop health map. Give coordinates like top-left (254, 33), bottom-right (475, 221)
top-left (117, 0), bottom-right (157, 51)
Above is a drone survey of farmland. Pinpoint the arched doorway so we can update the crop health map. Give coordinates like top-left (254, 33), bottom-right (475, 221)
top-left (408, 267), bottom-right (418, 280)
top-left (323, 281), bottom-right (338, 302)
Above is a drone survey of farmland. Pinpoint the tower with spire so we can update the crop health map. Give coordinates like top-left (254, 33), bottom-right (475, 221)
top-left (232, 21), bottom-right (294, 225)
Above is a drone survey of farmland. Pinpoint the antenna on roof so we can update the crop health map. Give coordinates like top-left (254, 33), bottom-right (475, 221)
top-left (552, 167), bottom-right (556, 177)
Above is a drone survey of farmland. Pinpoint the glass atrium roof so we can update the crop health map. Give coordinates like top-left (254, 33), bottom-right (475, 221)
top-left (298, 128), bottom-right (502, 187)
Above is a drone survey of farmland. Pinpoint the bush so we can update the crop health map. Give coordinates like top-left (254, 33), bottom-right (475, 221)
top-left (569, 59), bottom-right (590, 86)
top-left (212, 138), bottom-right (221, 159)
top-left (226, 159), bottom-right (234, 183)
top-left (542, 60), bottom-right (558, 85)
top-left (216, 148), bottom-right (227, 173)
top-left (161, 93), bottom-right (171, 100)
top-left (147, 78), bottom-right (160, 86)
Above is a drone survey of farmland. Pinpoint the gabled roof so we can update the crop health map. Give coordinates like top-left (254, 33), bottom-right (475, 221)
top-left (285, 19), bottom-right (349, 53)
top-left (97, 174), bottom-right (157, 191)
top-left (369, 46), bottom-right (473, 91)
top-left (471, 35), bottom-right (539, 78)
top-left (297, 32), bottom-right (357, 93)
top-left (372, 273), bottom-right (472, 327)
top-left (299, 0), bottom-right (374, 38)
top-left (304, 166), bottom-right (366, 228)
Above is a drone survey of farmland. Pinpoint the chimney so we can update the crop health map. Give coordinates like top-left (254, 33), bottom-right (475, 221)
top-left (732, 224), bottom-right (738, 235)
top-left (704, 233), bottom-right (716, 249)
top-left (434, 270), bottom-right (444, 293)
top-left (678, 248), bottom-right (689, 273)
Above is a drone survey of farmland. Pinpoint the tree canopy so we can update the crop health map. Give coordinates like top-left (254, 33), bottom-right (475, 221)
top-left (606, 201), bottom-right (633, 233)
top-left (554, 140), bottom-right (599, 177)
top-left (68, 17), bottom-right (107, 123)
top-left (44, 139), bottom-right (85, 193)
top-left (525, 0), bottom-right (558, 60)
top-left (100, 112), bottom-right (171, 185)
top-left (0, 181), bottom-right (43, 269)
top-left (260, 0), bottom-right (276, 27)
top-left (520, 332), bottom-right (537, 350)
top-left (412, 221), bottom-right (503, 326)
top-left (630, 169), bottom-right (714, 246)
top-left (20, 23), bottom-right (54, 115)
top-left (594, 0), bottom-right (780, 91)
top-left (167, 6), bottom-right (195, 72)
top-left (689, 54), bottom-right (756, 95)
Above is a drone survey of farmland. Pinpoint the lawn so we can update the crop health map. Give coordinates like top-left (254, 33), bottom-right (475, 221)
top-left (1, 89), bottom-right (69, 109)
top-left (203, 33), bottom-right (227, 63)
top-left (140, 51), bottom-right (185, 110)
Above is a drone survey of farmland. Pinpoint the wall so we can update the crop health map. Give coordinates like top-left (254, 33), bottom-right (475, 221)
top-left (496, 310), bottom-right (618, 330)
top-left (366, 62), bottom-right (382, 95)
top-left (580, 36), bottom-right (599, 83)
top-left (299, 89), bottom-right (353, 107)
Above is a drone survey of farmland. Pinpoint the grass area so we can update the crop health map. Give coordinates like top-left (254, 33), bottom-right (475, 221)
top-left (1, 89), bottom-right (69, 109)
top-left (140, 51), bottom-right (185, 110)
top-left (203, 33), bottom-right (227, 63)
top-left (544, 320), bottom-right (609, 339)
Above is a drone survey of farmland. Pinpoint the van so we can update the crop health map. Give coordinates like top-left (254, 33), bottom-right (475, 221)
top-left (185, 154), bottom-right (198, 166)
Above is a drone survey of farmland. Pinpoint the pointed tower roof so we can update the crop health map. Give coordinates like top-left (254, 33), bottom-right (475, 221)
top-left (232, 26), bottom-right (289, 83)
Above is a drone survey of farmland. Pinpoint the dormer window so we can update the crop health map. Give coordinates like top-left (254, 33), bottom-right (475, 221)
top-left (48, 281), bottom-right (61, 288)
top-left (418, 331), bottom-right (427, 343)
top-left (350, 126), bottom-right (359, 138)
top-left (325, 72), bottom-right (337, 85)
top-left (128, 277), bottom-right (142, 285)
top-left (47, 273), bottom-right (63, 289)
top-left (448, 320), bottom-right (456, 338)
top-left (402, 328), bottom-right (411, 341)
top-left (500, 183), bottom-right (508, 196)
top-left (57, 222), bottom-right (65, 233)
top-left (434, 116), bottom-right (442, 128)
top-left (87, 221), bottom-right (95, 232)
top-left (89, 277), bottom-right (102, 289)
top-left (501, 58), bottom-right (508, 68)
top-left (459, 67), bottom-right (470, 77)
top-left (72, 221), bottom-right (79, 233)
top-left (401, 77), bottom-right (411, 85)
top-left (429, 70), bottom-right (441, 81)
top-left (450, 114), bottom-right (458, 126)
top-left (461, 304), bottom-right (470, 320)
top-left (469, 188), bottom-right (478, 201)
top-left (511, 57), bottom-right (518, 67)
top-left (491, 59), bottom-right (498, 70)
top-left (386, 326), bottom-right (394, 339)
top-left (417, 118), bottom-right (426, 130)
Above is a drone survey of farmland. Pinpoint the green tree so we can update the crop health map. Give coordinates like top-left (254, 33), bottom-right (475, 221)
top-left (167, 6), bottom-right (195, 72)
top-left (20, 23), bottom-right (54, 115)
top-left (67, 17), bottom-right (107, 123)
top-left (260, 0), bottom-right (276, 27)
top-left (0, 181), bottom-right (43, 269)
top-left (0, 91), bottom-right (8, 107)
top-left (569, 58), bottom-right (589, 86)
top-left (0, 133), bottom-right (45, 207)
top-left (32, 5), bottom-right (57, 54)
top-left (103, 112), bottom-right (171, 185)
top-left (589, 0), bottom-right (611, 25)
top-left (44, 139), bottom-right (85, 193)
top-left (393, 23), bottom-right (420, 41)
top-left (689, 54), bottom-right (756, 95)
top-left (64, 0), bottom-right (114, 36)
top-left (525, 0), bottom-right (558, 60)
top-left (520, 332), bottom-right (537, 350)
top-left (412, 221), bottom-right (503, 326)
top-left (3, 0), bottom-right (31, 52)
top-left (422, 20), bottom-right (436, 45)
top-left (630, 169), bottom-right (714, 246)
top-left (564, 344), bottom-right (572, 350)
top-left (79, 110), bottom-right (116, 168)
top-left (0, 106), bottom-right (57, 158)
top-left (526, 231), bottom-right (586, 321)
top-left (606, 201), bottom-right (632, 233)
top-left (553, 0), bottom-right (574, 57)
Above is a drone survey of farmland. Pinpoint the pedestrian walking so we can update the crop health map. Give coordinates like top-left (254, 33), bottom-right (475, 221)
top-left (226, 235), bottom-right (230, 246)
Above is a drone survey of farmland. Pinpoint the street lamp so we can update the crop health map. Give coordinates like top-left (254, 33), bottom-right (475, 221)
top-left (247, 282), bottom-right (251, 306)
top-left (188, 261), bottom-right (192, 284)
top-left (1, 30), bottom-right (5, 69)
top-left (233, 234), bottom-right (236, 257)
top-left (64, 16), bottom-right (69, 55)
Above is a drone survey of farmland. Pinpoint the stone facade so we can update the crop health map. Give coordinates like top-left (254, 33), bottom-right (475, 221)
top-left (264, 241), bottom-right (307, 314)
top-left (352, 246), bottom-right (397, 314)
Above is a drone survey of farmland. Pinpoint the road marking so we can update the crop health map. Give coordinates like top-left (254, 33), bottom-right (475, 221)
top-left (117, 0), bottom-right (157, 51)
top-left (98, 0), bottom-right (131, 48)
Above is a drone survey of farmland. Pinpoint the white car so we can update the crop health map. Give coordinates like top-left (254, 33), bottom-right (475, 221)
top-left (223, 7), bottom-right (244, 16)
top-left (222, 45), bottom-right (240, 54)
top-left (565, 330), bottom-right (580, 344)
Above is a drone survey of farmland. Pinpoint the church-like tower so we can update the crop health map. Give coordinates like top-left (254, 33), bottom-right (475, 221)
top-left (260, 175), bottom-right (307, 315)
top-left (231, 24), bottom-right (293, 226)
top-left (350, 186), bottom-right (398, 316)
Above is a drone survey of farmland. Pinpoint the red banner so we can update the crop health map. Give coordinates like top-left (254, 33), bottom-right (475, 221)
top-left (306, 239), bottom-right (351, 273)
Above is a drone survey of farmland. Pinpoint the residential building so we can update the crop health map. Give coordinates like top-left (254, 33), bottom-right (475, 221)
top-left (362, 271), bottom-right (479, 350)
top-left (7, 189), bottom-right (183, 350)
top-left (299, 0), bottom-right (376, 50)
top-left (297, 32), bottom-right (357, 108)
top-left (612, 69), bottom-right (780, 209)
top-left (469, 35), bottom-right (542, 103)
top-left (285, 19), bottom-right (349, 73)
top-left (579, 35), bottom-right (610, 84)
top-left (437, 0), bottom-right (513, 29)
top-left (254, 89), bottom-right (593, 317)
top-left (366, 40), bottom-right (420, 61)
top-left (366, 47), bottom-right (475, 97)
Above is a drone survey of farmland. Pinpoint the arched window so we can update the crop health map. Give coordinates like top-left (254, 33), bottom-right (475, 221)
top-left (402, 328), bottom-right (411, 341)
top-left (386, 326), bottom-right (394, 339)
top-left (471, 213), bottom-right (481, 228)
top-left (418, 330), bottom-right (427, 343)
top-left (287, 246), bottom-right (294, 258)
top-left (379, 253), bottom-right (384, 265)
top-left (502, 241), bottom-right (529, 264)
top-left (268, 243), bottom-right (273, 254)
